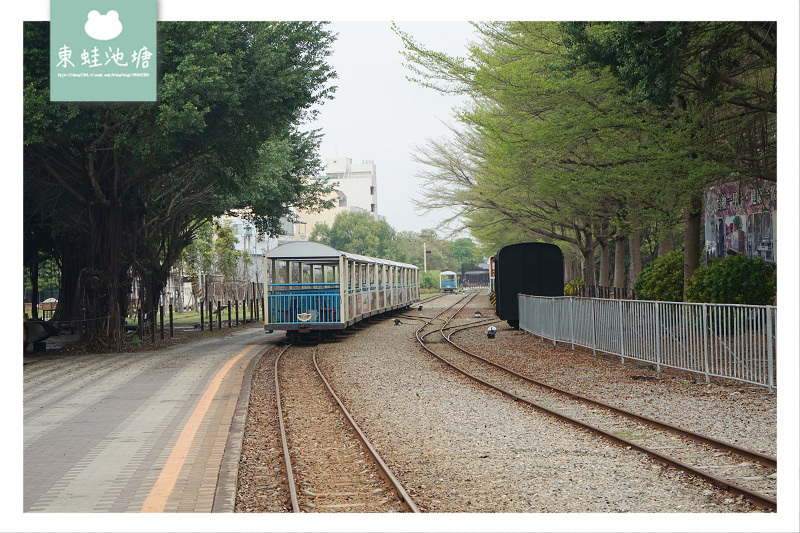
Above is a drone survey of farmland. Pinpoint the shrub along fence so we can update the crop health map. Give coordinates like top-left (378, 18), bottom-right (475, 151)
top-left (518, 295), bottom-right (777, 392)
top-left (132, 296), bottom-right (265, 342)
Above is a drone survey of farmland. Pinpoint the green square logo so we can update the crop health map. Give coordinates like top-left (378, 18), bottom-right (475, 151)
top-left (50, 0), bottom-right (157, 102)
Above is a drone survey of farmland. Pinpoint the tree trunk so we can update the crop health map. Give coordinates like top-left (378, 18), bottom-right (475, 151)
top-left (597, 236), bottom-right (610, 287)
top-left (613, 235), bottom-right (627, 290)
top-left (30, 261), bottom-right (40, 320)
top-left (579, 229), bottom-right (596, 287)
top-left (565, 255), bottom-right (581, 283)
top-left (683, 192), bottom-right (703, 300)
top-left (53, 203), bottom-right (136, 348)
top-left (54, 237), bottom-right (84, 324)
top-left (658, 232), bottom-right (674, 257)
top-left (629, 232), bottom-right (643, 290)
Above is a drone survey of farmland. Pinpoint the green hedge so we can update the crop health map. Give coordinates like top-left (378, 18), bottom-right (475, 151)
top-left (421, 270), bottom-right (441, 290)
top-left (634, 250), bottom-right (685, 302)
top-left (686, 254), bottom-right (776, 305)
top-left (635, 250), bottom-right (776, 304)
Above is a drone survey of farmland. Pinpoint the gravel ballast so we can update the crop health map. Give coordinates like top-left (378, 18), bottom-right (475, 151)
top-left (236, 294), bottom-right (781, 526)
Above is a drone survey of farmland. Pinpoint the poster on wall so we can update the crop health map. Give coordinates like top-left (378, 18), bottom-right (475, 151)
top-left (704, 180), bottom-right (776, 264)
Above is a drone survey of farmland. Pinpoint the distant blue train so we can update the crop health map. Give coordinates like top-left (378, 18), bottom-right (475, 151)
top-left (439, 271), bottom-right (457, 292)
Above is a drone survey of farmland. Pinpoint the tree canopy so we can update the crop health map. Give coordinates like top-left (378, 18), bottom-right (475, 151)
top-left (309, 211), bottom-right (399, 259)
top-left (24, 21), bottom-right (337, 347)
top-left (396, 21), bottom-right (776, 292)
top-left (309, 213), bottom-right (485, 275)
top-left (450, 237), bottom-right (482, 275)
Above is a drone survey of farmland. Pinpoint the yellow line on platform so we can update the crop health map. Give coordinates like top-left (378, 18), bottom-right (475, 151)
top-left (141, 340), bottom-right (267, 513)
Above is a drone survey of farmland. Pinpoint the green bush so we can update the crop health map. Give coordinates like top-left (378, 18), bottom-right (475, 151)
top-left (686, 254), bottom-right (776, 305)
top-left (564, 278), bottom-right (583, 296)
top-left (684, 266), bottom-right (707, 303)
top-left (421, 270), bottom-right (441, 290)
top-left (634, 250), bottom-right (684, 302)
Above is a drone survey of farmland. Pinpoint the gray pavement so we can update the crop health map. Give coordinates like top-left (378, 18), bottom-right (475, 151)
top-left (23, 326), bottom-right (283, 513)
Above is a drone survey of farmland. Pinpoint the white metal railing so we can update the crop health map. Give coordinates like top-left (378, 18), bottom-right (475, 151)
top-left (518, 295), bottom-right (777, 392)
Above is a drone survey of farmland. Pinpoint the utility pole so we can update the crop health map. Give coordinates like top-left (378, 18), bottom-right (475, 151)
top-left (423, 243), bottom-right (427, 272)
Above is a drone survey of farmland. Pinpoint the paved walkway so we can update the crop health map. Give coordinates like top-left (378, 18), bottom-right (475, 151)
top-left (23, 327), bottom-right (282, 513)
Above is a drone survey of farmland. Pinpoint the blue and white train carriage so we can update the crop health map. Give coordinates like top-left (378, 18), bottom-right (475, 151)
top-left (264, 241), bottom-right (420, 340)
top-left (439, 270), bottom-right (457, 292)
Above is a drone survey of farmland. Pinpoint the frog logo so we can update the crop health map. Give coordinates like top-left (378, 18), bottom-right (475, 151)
top-left (84, 10), bottom-right (123, 41)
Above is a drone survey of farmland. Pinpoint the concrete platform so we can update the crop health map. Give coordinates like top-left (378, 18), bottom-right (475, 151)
top-left (22, 327), bottom-right (284, 514)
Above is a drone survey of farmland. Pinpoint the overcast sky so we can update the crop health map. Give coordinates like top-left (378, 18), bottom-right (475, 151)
top-left (310, 21), bottom-right (475, 236)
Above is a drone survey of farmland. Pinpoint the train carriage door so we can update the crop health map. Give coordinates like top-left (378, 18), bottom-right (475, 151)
top-left (373, 263), bottom-right (377, 310)
top-left (362, 262), bottom-right (369, 313)
top-left (374, 262), bottom-right (380, 309)
top-left (379, 264), bottom-right (385, 309)
top-left (339, 255), bottom-right (346, 324)
top-left (375, 263), bottom-right (381, 309)
top-left (398, 266), bottom-right (402, 304)
top-left (349, 257), bottom-right (354, 318)
top-left (267, 258), bottom-right (274, 323)
top-left (349, 257), bottom-right (355, 321)
top-left (391, 265), bottom-right (396, 306)
top-left (365, 262), bottom-right (370, 312)
top-left (390, 266), bottom-right (393, 303)
top-left (398, 267), bottom-right (403, 303)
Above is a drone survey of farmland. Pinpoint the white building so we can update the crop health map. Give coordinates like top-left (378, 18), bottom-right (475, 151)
top-left (291, 157), bottom-right (384, 239)
top-left (322, 158), bottom-right (381, 221)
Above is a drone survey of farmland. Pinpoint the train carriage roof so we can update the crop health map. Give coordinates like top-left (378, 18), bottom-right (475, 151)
top-left (266, 241), bottom-right (341, 262)
top-left (266, 241), bottom-right (417, 270)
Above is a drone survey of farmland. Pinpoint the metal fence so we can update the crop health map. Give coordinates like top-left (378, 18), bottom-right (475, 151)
top-left (519, 295), bottom-right (777, 391)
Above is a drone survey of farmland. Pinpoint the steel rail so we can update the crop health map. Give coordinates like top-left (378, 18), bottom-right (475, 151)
top-left (415, 301), bottom-right (777, 511)
top-left (443, 322), bottom-right (777, 469)
top-left (273, 345), bottom-right (300, 513)
top-left (312, 348), bottom-right (420, 513)
top-left (415, 290), bottom-right (479, 343)
top-left (275, 343), bottom-right (419, 513)
top-left (440, 317), bottom-right (502, 335)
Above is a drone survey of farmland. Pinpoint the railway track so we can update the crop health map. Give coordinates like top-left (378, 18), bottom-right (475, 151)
top-left (274, 343), bottom-right (419, 513)
top-left (415, 293), bottom-right (777, 512)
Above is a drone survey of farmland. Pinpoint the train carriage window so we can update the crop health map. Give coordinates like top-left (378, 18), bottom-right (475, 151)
top-left (277, 260), bottom-right (287, 284)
